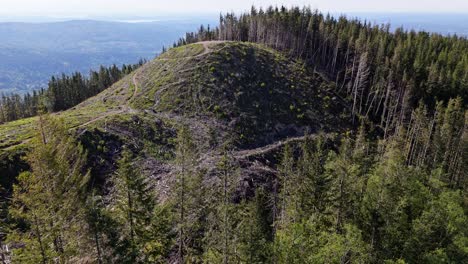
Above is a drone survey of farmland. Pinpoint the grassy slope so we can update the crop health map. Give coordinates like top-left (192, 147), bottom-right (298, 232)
top-left (0, 42), bottom-right (349, 156)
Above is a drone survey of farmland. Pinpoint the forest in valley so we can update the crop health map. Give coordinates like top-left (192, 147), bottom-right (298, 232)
top-left (0, 6), bottom-right (467, 264)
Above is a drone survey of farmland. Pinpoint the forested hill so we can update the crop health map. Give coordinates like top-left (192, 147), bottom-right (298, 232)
top-left (0, 6), bottom-right (467, 264)
top-left (179, 7), bottom-right (468, 110)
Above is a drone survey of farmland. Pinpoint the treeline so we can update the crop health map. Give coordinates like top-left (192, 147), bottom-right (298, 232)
top-left (177, 6), bottom-right (468, 134)
top-left (0, 61), bottom-right (144, 124)
top-left (5, 99), bottom-right (466, 263)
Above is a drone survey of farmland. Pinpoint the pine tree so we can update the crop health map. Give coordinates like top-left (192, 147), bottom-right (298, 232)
top-left (173, 126), bottom-right (199, 263)
top-left (295, 135), bottom-right (331, 221)
top-left (325, 137), bottom-right (364, 232)
top-left (0, 62), bottom-right (142, 123)
top-left (237, 189), bottom-right (273, 263)
top-left (113, 149), bottom-right (138, 260)
top-left (277, 143), bottom-right (296, 226)
top-left (85, 191), bottom-right (105, 264)
top-left (404, 190), bottom-right (468, 263)
top-left (109, 148), bottom-right (173, 263)
top-left (361, 133), bottom-right (434, 261)
top-left (184, 169), bottom-right (208, 263)
top-left (8, 115), bottom-right (90, 263)
top-left (440, 97), bottom-right (465, 186)
top-left (203, 149), bottom-right (239, 263)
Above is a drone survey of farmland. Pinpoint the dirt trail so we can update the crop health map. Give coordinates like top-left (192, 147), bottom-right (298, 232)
top-left (74, 109), bottom-right (126, 130)
top-left (157, 41), bottom-right (227, 61)
top-left (75, 69), bottom-right (141, 130)
top-left (131, 74), bottom-right (139, 102)
top-left (198, 134), bottom-right (328, 171)
top-left (199, 40), bottom-right (227, 56)
top-left (234, 135), bottom-right (310, 159)
top-left (234, 133), bottom-right (333, 160)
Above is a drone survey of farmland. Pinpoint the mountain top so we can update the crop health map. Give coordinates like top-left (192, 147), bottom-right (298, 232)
top-left (0, 41), bottom-right (349, 155)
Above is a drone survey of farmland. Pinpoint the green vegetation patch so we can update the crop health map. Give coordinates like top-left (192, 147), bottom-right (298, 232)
top-left (158, 43), bottom-right (205, 60)
top-left (141, 42), bottom-right (349, 146)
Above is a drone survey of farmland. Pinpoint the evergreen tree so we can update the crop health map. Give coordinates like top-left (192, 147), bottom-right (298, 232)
top-left (405, 190), bottom-right (468, 263)
top-left (8, 115), bottom-right (90, 263)
top-left (361, 135), bottom-right (432, 261)
top-left (276, 143), bottom-right (297, 226)
top-left (178, 6), bottom-right (468, 129)
top-left (84, 191), bottom-right (105, 264)
top-left (326, 137), bottom-right (365, 232)
top-left (295, 135), bottom-right (331, 222)
top-left (237, 189), bottom-right (273, 263)
top-left (1, 5), bottom-right (467, 263)
top-left (203, 149), bottom-right (239, 264)
top-left (173, 126), bottom-right (200, 263)
top-left (108, 148), bottom-right (173, 263)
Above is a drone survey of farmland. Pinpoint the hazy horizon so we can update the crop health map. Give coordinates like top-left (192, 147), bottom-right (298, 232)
top-left (1, 12), bottom-right (467, 38)
top-left (1, 0), bottom-right (468, 18)
top-left (2, 11), bottom-right (468, 27)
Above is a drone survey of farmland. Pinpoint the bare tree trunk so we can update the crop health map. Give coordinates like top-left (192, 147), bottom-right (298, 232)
top-left (381, 78), bottom-right (392, 129)
top-left (348, 57), bottom-right (356, 95)
top-left (420, 118), bottom-right (435, 167)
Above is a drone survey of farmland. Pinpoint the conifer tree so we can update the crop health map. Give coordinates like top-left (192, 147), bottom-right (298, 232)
top-left (109, 148), bottom-right (173, 263)
top-left (404, 190), bottom-right (468, 263)
top-left (276, 143), bottom-right (296, 226)
top-left (203, 149), bottom-right (239, 264)
top-left (183, 168), bottom-right (208, 263)
top-left (85, 191), bottom-right (105, 264)
top-left (237, 189), bottom-right (273, 263)
top-left (8, 115), bottom-right (90, 263)
top-left (325, 137), bottom-right (364, 232)
top-left (0, 62), bottom-right (143, 123)
top-left (295, 135), bottom-right (331, 221)
top-left (173, 126), bottom-right (199, 263)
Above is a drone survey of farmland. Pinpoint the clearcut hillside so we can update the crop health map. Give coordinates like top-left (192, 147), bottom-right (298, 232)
top-left (0, 41), bottom-right (351, 197)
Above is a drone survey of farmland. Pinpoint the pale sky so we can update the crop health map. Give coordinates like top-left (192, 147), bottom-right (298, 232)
top-left (1, 0), bottom-right (468, 16)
